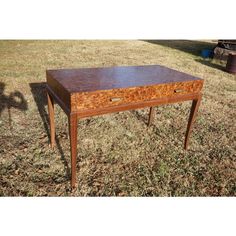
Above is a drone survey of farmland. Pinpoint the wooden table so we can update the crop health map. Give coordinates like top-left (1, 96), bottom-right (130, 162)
top-left (46, 65), bottom-right (204, 188)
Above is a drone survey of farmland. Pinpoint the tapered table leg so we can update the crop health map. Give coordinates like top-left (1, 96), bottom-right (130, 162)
top-left (148, 107), bottom-right (155, 127)
top-left (68, 113), bottom-right (78, 189)
top-left (184, 94), bottom-right (202, 150)
top-left (47, 92), bottom-right (55, 148)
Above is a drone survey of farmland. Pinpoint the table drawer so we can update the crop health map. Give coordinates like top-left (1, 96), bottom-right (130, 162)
top-left (71, 80), bottom-right (203, 111)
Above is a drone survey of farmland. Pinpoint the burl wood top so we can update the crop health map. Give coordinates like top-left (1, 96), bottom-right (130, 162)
top-left (46, 65), bottom-right (202, 93)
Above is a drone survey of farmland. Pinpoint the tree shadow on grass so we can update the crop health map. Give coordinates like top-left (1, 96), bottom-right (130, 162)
top-left (195, 59), bottom-right (226, 71)
top-left (0, 82), bottom-right (28, 129)
top-left (143, 40), bottom-right (216, 57)
top-left (29, 82), bottom-right (70, 180)
top-left (144, 40), bottom-right (229, 72)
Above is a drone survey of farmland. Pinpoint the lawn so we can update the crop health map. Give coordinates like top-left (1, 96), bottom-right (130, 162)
top-left (0, 40), bottom-right (235, 196)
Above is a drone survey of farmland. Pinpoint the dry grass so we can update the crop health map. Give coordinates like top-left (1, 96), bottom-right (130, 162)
top-left (0, 40), bottom-right (235, 196)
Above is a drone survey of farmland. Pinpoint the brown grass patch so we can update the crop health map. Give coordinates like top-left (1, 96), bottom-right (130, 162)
top-left (0, 40), bottom-right (235, 196)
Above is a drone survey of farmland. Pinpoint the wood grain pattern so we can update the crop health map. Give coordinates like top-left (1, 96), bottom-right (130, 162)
top-left (68, 113), bottom-right (78, 188)
top-left (47, 92), bottom-right (55, 147)
top-left (148, 107), bottom-right (155, 127)
top-left (46, 71), bottom-right (71, 110)
top-left (46, 65), bottom-right (202, 93)
top-left (184, 94), bottom-right (202, 150)
top-left (75, 93), bottom-right (201, 119)
top-left (71, 80), bottom-right (203, 112)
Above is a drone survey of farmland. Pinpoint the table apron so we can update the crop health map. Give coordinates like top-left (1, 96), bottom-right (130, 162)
top-left (47, 84), bottom-right (201, 119)
top-left (75, 92), bottom-right (201, 118)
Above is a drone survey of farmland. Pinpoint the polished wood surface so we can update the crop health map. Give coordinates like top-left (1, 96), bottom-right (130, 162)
top-left (47, 92), bottom-right (55, 148)
top-left (71, 80), bottom-right (203, 112)
top-left (47, 65), bottom-right (202, 93)
top-left (148, 107), bottom-right (155, 127)
top-left (184, 94), bottom-right (202, 150)
top-left (46, 65), bottom-right (204, 189)
top-left (68, 113), bottom-right (77, 187)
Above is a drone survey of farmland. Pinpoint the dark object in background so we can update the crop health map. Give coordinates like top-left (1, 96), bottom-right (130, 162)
top-left (213, 40), bottom-right (236, 61)
top-left (201, 49), bottom-right (214, 59)
top-left (218, 40), bottom-right (236, 50)
top-left (226, 53), bottom-right (236, 74)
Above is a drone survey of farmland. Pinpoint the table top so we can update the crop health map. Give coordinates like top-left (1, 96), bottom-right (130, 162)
top-left (47, 65), bottom-right (202, 93)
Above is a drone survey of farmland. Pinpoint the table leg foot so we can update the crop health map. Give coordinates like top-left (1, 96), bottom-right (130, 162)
top-left (47, 92), bottom-right (55, 148)
top-left (184, 94), bottom-right (202, 150)
top-left (148, 107), bottom-right (155, 127)
top-left (68, 113), bottom-right (78, 189)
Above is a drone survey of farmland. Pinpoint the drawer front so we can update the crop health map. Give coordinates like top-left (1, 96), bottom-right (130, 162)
top-left (71, 80), bottom-right (203, 112)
